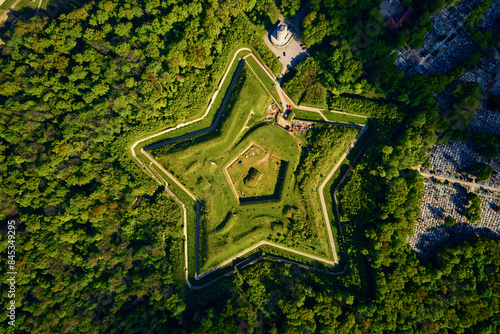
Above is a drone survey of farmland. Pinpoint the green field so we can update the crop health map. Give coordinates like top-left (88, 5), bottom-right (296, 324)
top-left (152, 61), bottom-right (359, 275)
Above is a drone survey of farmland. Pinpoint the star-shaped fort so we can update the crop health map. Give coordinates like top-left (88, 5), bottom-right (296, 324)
top-left (131, 49), bottom-right (369, 288)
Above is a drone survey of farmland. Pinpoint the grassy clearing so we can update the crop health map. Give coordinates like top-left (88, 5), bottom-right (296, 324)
top-left (152, 66), bottom-right (359, 274)
top-left (297, 125), bottom-right (360, 264)
top-left (292, 109), bottom-right (369, 125)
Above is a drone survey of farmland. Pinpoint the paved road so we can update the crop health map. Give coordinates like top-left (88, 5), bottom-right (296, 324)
top-left (130, 48), bottom-right (370, 289)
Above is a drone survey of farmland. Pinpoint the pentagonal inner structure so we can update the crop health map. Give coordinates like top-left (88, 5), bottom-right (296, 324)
top-left (225, 143), bottom-right (285, 201)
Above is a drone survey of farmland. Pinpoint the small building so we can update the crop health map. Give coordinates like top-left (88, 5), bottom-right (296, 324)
top-left (270, 21), bottom-right (294, 48)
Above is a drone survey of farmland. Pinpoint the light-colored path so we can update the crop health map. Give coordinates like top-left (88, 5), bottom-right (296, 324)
top-left (130, 48), bottom-right (370, 289)
top-left (0, 0), bottom-right (21, 27)
top-left (318, 124), bottom-right (368, 264)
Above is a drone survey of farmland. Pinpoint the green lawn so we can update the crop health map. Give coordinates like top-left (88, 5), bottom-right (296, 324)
top-left (151, 64), bottom-right (359, 275)
top-left (0, 0), bottom-right (17, 11)
top-left (292, 109), bottom-right (324, 121)
top-left (324, 112), bottom-right (369, 124)
top-left (227, 144), bottom-right (282, 198)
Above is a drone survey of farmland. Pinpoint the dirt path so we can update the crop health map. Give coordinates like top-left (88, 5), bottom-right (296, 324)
top-left (256, 152), bottom-right (270, 165)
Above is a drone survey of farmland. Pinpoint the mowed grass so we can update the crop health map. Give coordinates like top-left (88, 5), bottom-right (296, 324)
top-left (0, 0), bottom-right (17, 11)
top-left (324, 111), bottom-right (369, 124)
top-left (227, 145), bottom-right (282, 198)
top-left (1, 0), bottom-right (37, 11)
top-left (152, 63), bottom-right (359, 274)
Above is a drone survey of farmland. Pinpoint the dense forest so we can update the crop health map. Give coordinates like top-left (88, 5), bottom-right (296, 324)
top-left (1, 0), bottom-right (499, 332)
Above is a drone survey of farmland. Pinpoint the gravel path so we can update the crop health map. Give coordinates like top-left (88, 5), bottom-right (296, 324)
top-left (419, 170), bottom-right (500, 192)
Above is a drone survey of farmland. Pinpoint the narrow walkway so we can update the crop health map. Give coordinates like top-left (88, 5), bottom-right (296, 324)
top-left (318, 125), bottom-right (368, 264)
